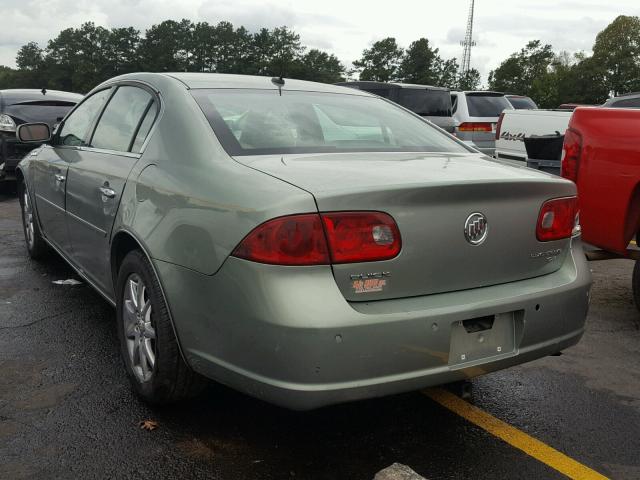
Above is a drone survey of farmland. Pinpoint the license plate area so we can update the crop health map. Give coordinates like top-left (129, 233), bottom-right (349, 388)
top-left (449, 312), bottom-right (516, 366)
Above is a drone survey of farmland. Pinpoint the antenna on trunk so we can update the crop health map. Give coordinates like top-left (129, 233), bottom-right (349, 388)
top-left (271, 76), bottom-right (285, 96)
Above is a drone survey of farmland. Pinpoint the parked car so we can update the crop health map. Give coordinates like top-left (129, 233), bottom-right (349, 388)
top-left (450, 91), bottom-right (514, 156)
top-left (16, 73), bottom-right (591, 410)
top-left (602, 92), bottom-right (640, 108)
top-left (0, 89), bottom-right (82, 181)
top-left (336, 81), bottom-right (455, 132)
top-left (495, 109), bottom-right (573, 164)
top-left (505, 94), bottom-right (538, 110)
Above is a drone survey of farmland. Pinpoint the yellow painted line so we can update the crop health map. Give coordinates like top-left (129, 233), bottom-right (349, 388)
top-left (424, 388), bottom-right (609, 480)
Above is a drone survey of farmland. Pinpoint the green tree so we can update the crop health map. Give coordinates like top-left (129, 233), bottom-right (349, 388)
top-left (16, 42), bottom-right (43, 71)
top-left (398, 38), bottom-right (440, 84)
top-left (353, 37), bottom-right (403, 82)
top-left (105, 27), bottom-right (141, 75)
top-left (591, 15), bottom-right (640, 96)
top-left (488, 40), bottom-right (554, 96)
top-left (290, 49), bottom-right (345, 83)
top-left (457, 68), bottom-right (481, 90)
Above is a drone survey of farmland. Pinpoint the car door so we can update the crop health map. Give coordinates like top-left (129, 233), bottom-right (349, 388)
top-left (33, 89), bottom-right (112, 253)
top-left (64, 84), bottom-right (158, 295)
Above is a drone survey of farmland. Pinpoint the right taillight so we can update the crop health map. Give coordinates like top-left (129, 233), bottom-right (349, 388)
top-left (536, 197), bottom-right (578, 242)
top-left (561, 128), bottom-right (582, 183)
top-left (495, 112), bottom-right (505, 140)
top-left (231, 211), bottom-right (402, 265)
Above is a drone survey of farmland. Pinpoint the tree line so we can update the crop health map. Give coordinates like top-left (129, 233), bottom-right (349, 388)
top-left (1, 15), bottom-right (639, 107)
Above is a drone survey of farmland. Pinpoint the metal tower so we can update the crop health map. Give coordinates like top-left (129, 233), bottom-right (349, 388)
top-left (459, 0), bottom-right (476, 73)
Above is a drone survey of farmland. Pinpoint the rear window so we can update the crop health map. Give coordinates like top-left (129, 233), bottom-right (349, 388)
top-left (466, 94), bottom-right (512, 117)
top-left (192, 89), bottom-right (470, 156)
top-left (397, 89), bottom-right (452, 117)
top-left (507, 96), bottom-right (538, 110)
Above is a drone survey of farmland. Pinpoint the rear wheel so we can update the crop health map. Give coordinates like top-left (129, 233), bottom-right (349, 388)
top-left (18, 180), bottom-right (49, 260)
top-left (116, 250), bottom-right (206, 403)
top-left (632, 261), bottom-right (640, 312)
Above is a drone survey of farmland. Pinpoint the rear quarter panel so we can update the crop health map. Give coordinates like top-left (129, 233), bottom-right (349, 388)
top-left (570, 108), bottom-right (640, 253)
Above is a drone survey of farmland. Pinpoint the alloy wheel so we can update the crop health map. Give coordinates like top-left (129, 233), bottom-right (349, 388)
top-left (123, 273), bottom-right (156, 382)
top-left (22, 189), bottom-right (35, 249)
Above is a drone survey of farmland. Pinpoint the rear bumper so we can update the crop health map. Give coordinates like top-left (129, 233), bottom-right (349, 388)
top-left (156, 238), bottom-right (591, 410)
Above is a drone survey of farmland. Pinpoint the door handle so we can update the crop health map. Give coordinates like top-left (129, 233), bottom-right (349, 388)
top-left (54, 174), bottom-right (65, 183)
top-left (99, 186), bottom-right (116, 199)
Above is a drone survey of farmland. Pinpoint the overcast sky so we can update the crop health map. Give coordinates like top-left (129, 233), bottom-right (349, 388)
top-left (2, 0), bottom-right (639, 83)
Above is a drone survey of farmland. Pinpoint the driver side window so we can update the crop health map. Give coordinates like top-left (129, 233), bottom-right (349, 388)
top-left (58, 89), bottom-right (111, 147)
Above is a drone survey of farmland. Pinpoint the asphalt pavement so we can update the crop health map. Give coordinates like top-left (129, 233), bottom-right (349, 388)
top-left (1, 181), bottom-right (639, 480)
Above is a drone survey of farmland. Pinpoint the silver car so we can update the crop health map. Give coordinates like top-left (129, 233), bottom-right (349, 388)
top-left (451, 91), bottom-right (514, 156)
top-left (15, 73), bottom-right (591, 410)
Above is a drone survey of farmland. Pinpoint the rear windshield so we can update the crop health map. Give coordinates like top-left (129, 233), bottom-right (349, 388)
top-left (397, 89), bottom-right (452, 117)
top-left (192, 89), bottom-right (470, 156)
top-left (4, 103), bottom-right (77, 126)
top-left (466, 94), bottom-right (512, 117)
top-left (507, 96), bottom-right (538, 109)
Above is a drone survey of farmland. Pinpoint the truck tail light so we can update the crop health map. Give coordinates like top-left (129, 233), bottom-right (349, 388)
top-left (458, 122), bottom-right (493, 132)
top-left (232, 212), bottom-right (401, 265)
top-left (561, 129), bottom-right (582, 183)
top-left (536, 197), bottom-right (578, 242)
top-left (495, 113), bottom-right (505, 140)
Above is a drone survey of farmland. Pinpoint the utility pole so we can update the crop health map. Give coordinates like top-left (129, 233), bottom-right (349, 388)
top-left (460, 0), bottom-right (476, 74)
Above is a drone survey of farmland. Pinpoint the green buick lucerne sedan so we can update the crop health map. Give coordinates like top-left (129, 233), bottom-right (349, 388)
top-left (15, 73), bottom-right (591, 410)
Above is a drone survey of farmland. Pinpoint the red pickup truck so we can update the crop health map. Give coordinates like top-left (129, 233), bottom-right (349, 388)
top-left (562, 107), bottom-right (640, 254)
top-left (562, 107), bottom-right (640, 307)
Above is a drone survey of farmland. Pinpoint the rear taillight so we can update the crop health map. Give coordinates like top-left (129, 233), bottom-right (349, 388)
top-left (458, 122), bottom-right (493, 132)
top-left (231, 212), bottom-right (401, 265)
top-left (536, 197), bottom-right (578, 242)
top-left (561, 128), bottom-right (582, 183)
top-left (495, 113), bottom-right (505, 140)
top-left (231, 214), bottom-right (329, 265)
top-left (321, 212), bottom-right (401, 263)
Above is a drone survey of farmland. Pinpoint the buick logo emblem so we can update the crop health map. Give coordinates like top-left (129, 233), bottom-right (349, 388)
top-left (464, 213), bottom-right (488, 245)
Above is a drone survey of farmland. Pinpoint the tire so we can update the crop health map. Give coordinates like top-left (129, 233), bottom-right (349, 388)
top-left (632, 260), bottom-right (640, 312)
top-left (18, 180), bottom-right (49, 260)
top-left (116, 249), bottom-right (206, 404)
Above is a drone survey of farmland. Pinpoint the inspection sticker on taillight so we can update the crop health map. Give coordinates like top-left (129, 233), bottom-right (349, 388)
top-left (352, 278), bottom-right (387, 294)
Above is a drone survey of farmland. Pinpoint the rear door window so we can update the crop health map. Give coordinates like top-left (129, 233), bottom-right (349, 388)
top-left (466, 94), bottom-right (512, 117)
top-left (90, 86), bottom-right (153, 152)
top-left (507, 96), bottom-right (538, 109)
top-left (130, 100), bottom-right (158, 153)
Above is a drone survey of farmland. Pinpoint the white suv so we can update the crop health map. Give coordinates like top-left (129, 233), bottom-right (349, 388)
top-left (451, 91), bottom-right (513, 156)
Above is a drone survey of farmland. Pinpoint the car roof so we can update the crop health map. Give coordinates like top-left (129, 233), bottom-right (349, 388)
top-left (336, 81), bottom-right (448, 91)
top-left (154, 73), bottom-right (372, 95)
top-left (0, 89), bottom-right (83, 105)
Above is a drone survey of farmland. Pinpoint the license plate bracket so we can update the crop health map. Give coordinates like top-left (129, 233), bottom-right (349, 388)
top-left (449, 312), bottom-right (516, 366)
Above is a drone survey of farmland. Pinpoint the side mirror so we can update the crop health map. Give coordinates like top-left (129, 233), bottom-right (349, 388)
top-left (16, 123), bottom-right (51, 143)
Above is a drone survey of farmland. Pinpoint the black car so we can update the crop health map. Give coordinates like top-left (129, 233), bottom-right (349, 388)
top-left (0, 89), bottom-right (82, 181)
top-left (335, 81), bottom-right (455, 132)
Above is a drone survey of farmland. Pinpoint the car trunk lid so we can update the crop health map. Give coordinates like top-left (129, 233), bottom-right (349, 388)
top-left (235, 152), bottom-right (576, 301)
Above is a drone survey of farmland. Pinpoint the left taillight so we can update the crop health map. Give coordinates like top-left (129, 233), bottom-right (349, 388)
top-left (536, 197), bottom-right (578, 242)
top-left (231, 212), bottom-right (401, 265)
top-left (321, 211), bottom-right (401, 264)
